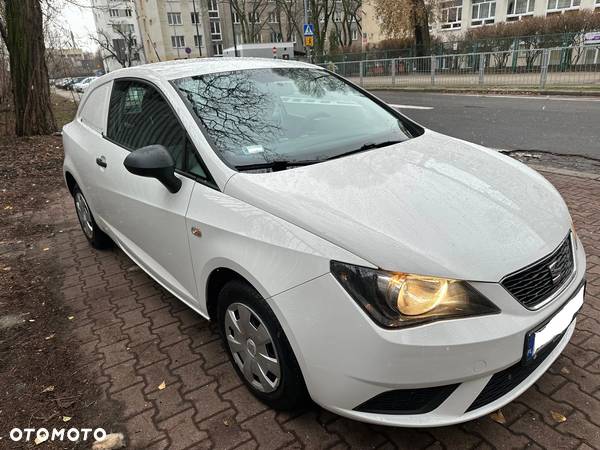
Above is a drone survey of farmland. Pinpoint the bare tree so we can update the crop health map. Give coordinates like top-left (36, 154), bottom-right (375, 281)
top-left (374, 0), bottom-right (431, 56)
top-left (332, 0), bottom-right (361, 50)
top-left (0, 0), bottom-right (56, 136)
top-left (272, 0), bottom-right (302, 43)
top-left (308, 0), bottom-right (336, 56)
top-left (230, 0), bottom-right (271, 44)
top-left (91, 24), bottom-right (142, 69)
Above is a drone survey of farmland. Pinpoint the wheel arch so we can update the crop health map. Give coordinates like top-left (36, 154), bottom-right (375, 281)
top-left (64, 171), bottom-right (78, 196)
top-left (205, 266), bottom-right (267, 321)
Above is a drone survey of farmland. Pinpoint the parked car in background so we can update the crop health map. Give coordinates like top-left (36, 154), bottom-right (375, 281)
top-left (54, 78), bottom-right (70, 89)
top-left (64, 77), bottom-right (87, 90)
top-left (73, 77), bottom-right (97, 93)
top-left (63, 58), bottom-right (586, 427)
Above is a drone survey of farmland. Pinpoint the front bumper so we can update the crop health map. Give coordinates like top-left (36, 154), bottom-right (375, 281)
top-left (267, 240), bottom-right (586, 427)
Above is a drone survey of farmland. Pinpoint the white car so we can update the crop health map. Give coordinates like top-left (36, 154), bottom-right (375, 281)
top-left (73, 76), bottom-right (96, 93)
top-left (62, 58), bottom-right (586, 427)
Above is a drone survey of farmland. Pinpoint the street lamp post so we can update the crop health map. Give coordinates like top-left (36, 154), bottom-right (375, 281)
top-left (191, 0), bottom-right (202, 57)
top-left (229, 0), bottom-right (238, 57)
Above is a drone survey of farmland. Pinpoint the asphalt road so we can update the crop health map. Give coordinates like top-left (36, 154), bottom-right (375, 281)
top-left (371, 91), bottom-right (600, 158)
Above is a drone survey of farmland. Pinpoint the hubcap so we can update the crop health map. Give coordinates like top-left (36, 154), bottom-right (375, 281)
top-left (74, 192), bottom-right (94, 239)
top-left (224, 303), bottom-right (281, 393)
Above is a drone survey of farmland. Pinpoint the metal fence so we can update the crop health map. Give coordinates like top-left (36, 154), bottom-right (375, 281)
top-left (320, 45), bottom-right (600, 90)
top-left (312, 32), bottom-right (583, 64)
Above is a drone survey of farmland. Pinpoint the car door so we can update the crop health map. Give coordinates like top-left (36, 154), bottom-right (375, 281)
top-left (97, 78), bottom-right (214, 305)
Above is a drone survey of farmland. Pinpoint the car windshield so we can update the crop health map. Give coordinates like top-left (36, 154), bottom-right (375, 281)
top-left (173, 67), bottom-right (418, 171)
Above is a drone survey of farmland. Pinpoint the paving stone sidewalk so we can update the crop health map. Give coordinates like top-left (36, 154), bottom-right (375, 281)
top-left (48, 171), bottom-right (600, 449)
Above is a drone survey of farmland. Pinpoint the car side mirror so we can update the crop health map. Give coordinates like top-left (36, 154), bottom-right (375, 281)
top-left (123, 145), bottom-right (182, 193)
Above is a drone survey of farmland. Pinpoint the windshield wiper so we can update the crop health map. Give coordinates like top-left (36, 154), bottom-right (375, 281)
top-left (326, 140), bottom-right (403, 161)
top-left (235, 160), bottom-right (320, 172)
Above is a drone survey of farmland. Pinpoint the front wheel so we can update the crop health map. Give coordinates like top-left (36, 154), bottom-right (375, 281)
top-left (217, 279), bottom-right (309, 410)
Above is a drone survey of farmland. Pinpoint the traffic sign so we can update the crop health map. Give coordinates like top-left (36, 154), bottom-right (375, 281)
top-left (184, 47), bottom-right (192, 54)
top-left (304, 36), bottom-right (314, 47)
top-left (303, 24), bottom-right (314, 36)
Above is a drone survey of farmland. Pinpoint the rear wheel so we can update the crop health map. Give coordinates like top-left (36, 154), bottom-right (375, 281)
top-left (217, 279), bottom-right (309, 410)
top-left (72, 186), bottom-right (112, 249)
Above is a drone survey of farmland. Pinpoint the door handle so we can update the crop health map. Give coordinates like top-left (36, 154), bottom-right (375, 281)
top-left (96, 156), bottom-right (107, 168)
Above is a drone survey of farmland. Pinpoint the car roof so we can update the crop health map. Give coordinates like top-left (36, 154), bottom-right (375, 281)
top-left (101, 57), bottom-right (315, 83)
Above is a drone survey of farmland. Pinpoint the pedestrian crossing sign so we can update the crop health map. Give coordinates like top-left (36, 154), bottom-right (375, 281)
top-left (303, 24), bottom-right (314, 36)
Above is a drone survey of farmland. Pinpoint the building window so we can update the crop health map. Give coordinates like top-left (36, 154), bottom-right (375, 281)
top-left (208, 0), bottom-right (219, 18)
top-left (191, 12), bottom-right (200, 24)
top-left (194, 34), bottom-right (203, 47)
top-left (506, 0), bottom-right (534, 19)
top-left (352, 28), bottom-right (358, 41)
top-left (109, 9), bottom-right (119, 17)
top-left (547, 0), bottom-right (580, 10)
top-left (210, 21), bottom-right (222, 40)
top-left (441, 0), bottom-right (462, 29)
top-left (471, 0), bottom-right (495, 25)
top-left (233, 12), bottom-right (241, 23)
top-left (213, 43), bottom-right (223, 55)
top-left (171, 35), bottom-right (185, 48)
top-left (124, 8), bottom-right (132, 17)
top-left (270, 31), bottom-right (282, 41)
top-left (235, 32), bottom-right (244, 44)
top-left (248, 12), bottom-right (259, 23)
top-left (268, 12), bottom-right (278, 23)
top-left (167, 12), bottom-right (182, 25)
top-left (112, 23), bottom-right (134, 34)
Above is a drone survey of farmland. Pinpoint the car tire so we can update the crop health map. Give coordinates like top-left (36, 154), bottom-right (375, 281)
top-left (217, 279), bottom-right (309, 411)
top-left (72, 185), bottom-right (112, 249)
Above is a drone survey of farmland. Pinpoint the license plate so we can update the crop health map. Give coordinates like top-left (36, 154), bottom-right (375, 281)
top-left (524, 284), bottom-right (584, 362)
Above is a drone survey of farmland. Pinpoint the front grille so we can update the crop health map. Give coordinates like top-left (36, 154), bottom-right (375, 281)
top-left (501, 235), bottom-right (574, 309)
top-left (354, 384), bottom-right (459, 415)
top-left (466, 329), bottom-right (564, 412)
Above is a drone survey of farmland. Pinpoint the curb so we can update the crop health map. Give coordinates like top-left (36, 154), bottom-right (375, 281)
top-left (368, 87), bottom-right (600, 97)
top-left (527, 164), bottom-right (600, 180)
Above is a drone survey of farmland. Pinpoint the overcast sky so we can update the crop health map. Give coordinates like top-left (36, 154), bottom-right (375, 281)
top-left (59, 2), bottom-right (97, 51)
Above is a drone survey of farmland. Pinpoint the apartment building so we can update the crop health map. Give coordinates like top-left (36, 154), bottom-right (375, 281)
top-left (432, 0), bottom-right (600, 38)
top-left (134, 0), bottom-right (232, 60)
top-left (91, 0), bottom-right (146, 72)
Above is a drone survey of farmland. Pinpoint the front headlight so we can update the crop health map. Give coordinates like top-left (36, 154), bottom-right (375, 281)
top-left (331, 261), bottom-right (500, 329)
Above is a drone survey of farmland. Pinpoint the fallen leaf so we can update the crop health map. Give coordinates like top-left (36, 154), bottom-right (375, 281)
top-left (67, 316), bottom-right (74, 320)
top-left (158, 381), bottom-right (166, 390)
top-left (28, 319), bottom-right (35, 322)
top-left (91, 432), bottom-right (125, 450)
top-left (2, 266), bottom-right (10, 271)
top-left (34, 434), bottom-right (48, 445)
top-left (560, 367), bottom-right (570, 375)
top-left (62, 416), bottom-right (72, 422)
top-left (550, 411), bottom-right (567, 423)
top-left (223, 418), bottom-right (230, 426)
top-left (41, 385), bottom-right (55, 393)
top-left (489, 410), bottom-right (506, 424)
top-left (45, 334), bottom-right (55, 340)
top-left (42, 247), bottom-right (49, 251)
top-left (4, 205), bottom-right (12, 210)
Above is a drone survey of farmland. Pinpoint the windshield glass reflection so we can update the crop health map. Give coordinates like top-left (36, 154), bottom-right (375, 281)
top-left (174, 68), bottom-right (414, 171)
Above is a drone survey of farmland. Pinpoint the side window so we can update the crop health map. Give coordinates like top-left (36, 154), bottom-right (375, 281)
top-left (79, 82), bottom-right (111, 132)
top-left (106, 79), bottom-right (213, 184)
top-left (107, 80), bottom-right (185, 170)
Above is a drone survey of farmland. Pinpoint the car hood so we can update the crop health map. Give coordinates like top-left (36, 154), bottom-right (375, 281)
top-left (224, 130), bottom-right (571, 282)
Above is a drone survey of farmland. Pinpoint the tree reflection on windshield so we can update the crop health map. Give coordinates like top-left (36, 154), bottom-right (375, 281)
top-left (174, 67), bottom-right (413, 169)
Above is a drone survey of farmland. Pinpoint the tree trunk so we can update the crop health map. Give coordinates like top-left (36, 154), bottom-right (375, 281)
top-left (5, 0), bottom-right (56, 136)
top-left (412, 0), bottom-right (431, 57)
